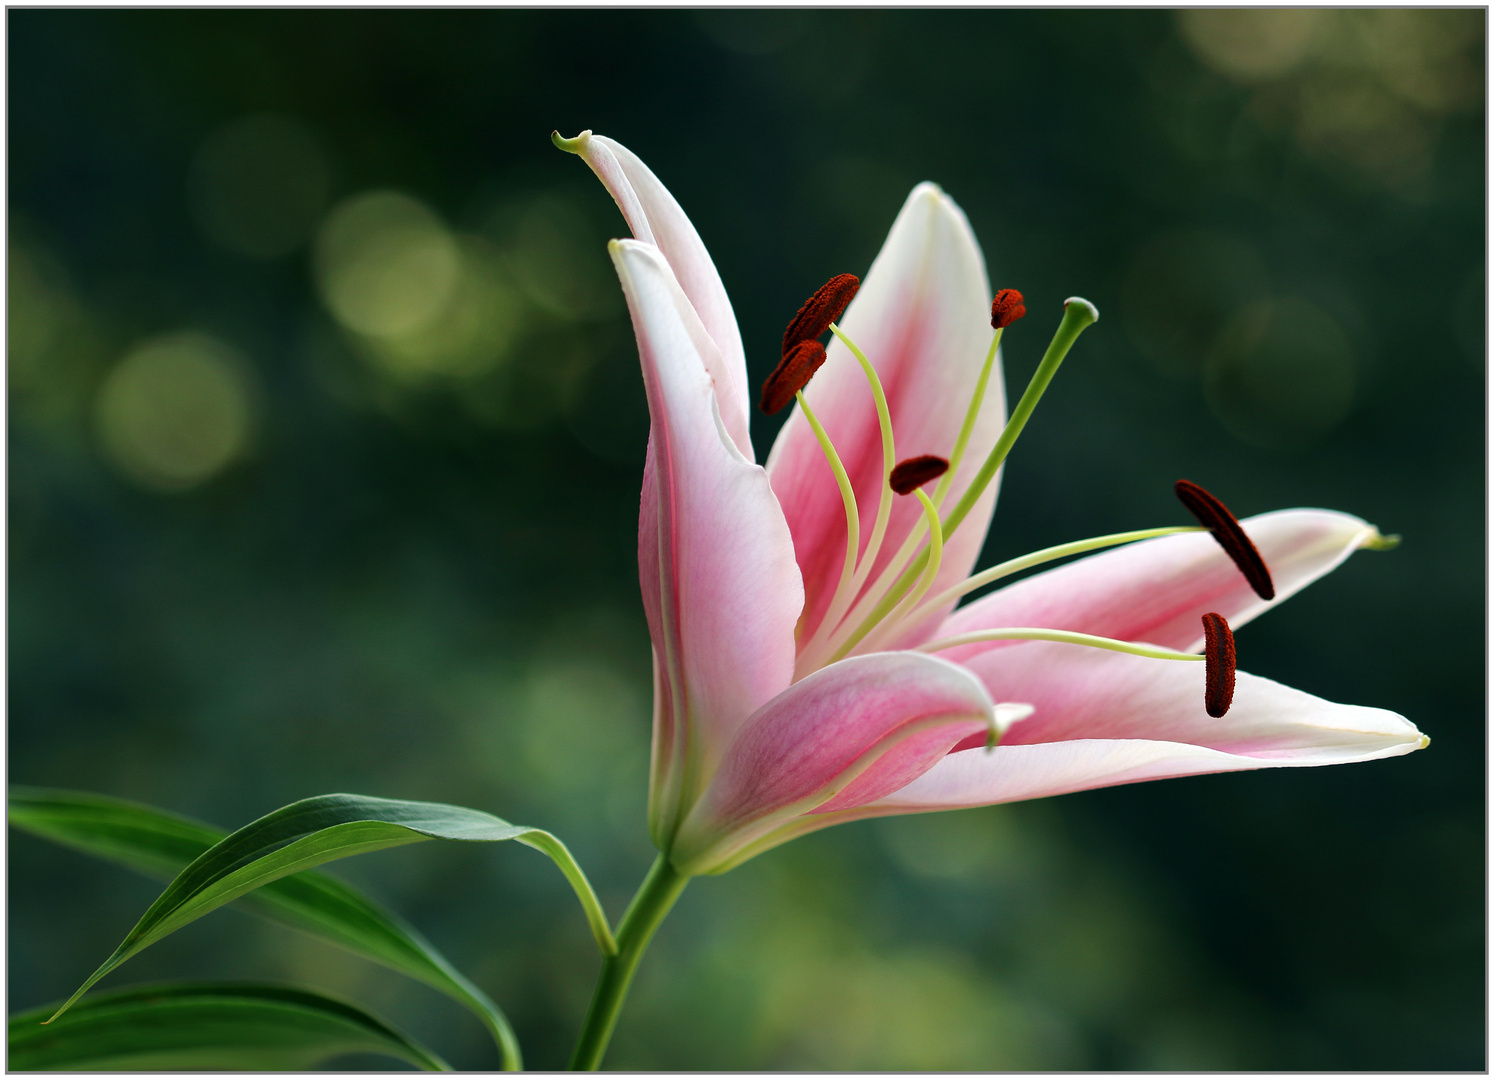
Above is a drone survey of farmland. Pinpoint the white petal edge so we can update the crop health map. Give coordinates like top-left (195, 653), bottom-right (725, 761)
top-left (611, 239), bottom-right (803, 839)
top-left (765, 182), bottom-right (1001, 655)
top-left (573, 132), bottom-right (752, 458)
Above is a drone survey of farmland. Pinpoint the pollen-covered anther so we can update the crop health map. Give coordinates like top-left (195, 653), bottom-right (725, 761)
top-left (759, 339), bottom-right (828, 414)
top-left (1201, 611), bottom-right (1236, 718)
top-left (781, 273), bottom-right (859, 356)
top-left (990, 289), bottom-right (1026, 329)
top-left (1175, 479), bottom-right (1276, 601)
top-left (889, 455), bottom-right (949, 496)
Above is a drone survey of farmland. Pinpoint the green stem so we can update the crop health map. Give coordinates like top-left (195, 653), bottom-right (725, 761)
top-left (568, 855), bottom-right (690, 1070)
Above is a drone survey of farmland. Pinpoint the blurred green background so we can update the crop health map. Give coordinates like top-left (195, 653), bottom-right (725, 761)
top-left (8, 9), bottom-right (1484, 1070)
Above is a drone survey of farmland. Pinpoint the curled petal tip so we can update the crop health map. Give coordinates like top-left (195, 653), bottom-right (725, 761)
top-left (985, 702), bottom-right (1035, 752)
top-left (1418, 733), bottom-right (1431, 749)
top-left (551, 129), bottom-right (592, 154)
top-left (994, 702), bottom-right (1035, 732)
top-left (1363, 529), bottom-right (1402, 551)
top-left (1063, 296), bottom-right (1099, 326)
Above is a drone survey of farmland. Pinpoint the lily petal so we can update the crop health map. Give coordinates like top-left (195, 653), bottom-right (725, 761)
top-left (671, 651), bottom-right (994, 874)
top-left (936, 509), bottom-right (1381, 657)
top-left (765, 183), bottom-right (1002, 648)
top-left (570, 132), bottom-right (752, 458)
top-left (612, 239), bottom-right (803, 845)
top-left (884, 641), bottom-right (1425, 810)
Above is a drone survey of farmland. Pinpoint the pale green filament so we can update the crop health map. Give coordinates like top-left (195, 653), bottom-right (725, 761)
top-left (828, 488), bottom-right (943, 663)
top-left (845, 325), bottom-right (1001, 659)
top-left (904, 488), bottom-right (945, 621)
top-left (900, 525), bottom-right (1206, 631)
top-left (825, 299), bottom-right (1099, 658)
top-left (795, 388), bottom-right (859, 646)
top-left (941, 298), bottom-right (1098, 540)
top-left (917, 627), bottom-right (1203, 663)
top-left (813, 326), bottom-right (998, 663)
top-left (799, 324), bottom-right (898, 664)
top-left (932, 326), bottom-right (1003, 511)
top-left (829, 323), bottom-right (896, 590)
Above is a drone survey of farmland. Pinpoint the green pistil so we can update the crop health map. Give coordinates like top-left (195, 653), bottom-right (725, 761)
top-left (941, 297), bottom-right (1098, 540)
top-left (830, 298), bottom-right (1100, 657)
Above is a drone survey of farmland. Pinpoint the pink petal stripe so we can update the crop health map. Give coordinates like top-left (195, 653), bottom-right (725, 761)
top-left (936, 509), bottom-right (1380, 660)
top-left (576, 134), bottom-right (752, 459)
top-left (765, 183), bottom-right (1002, 650)
top-left (866, 643), bottom-right (1424, 812)
top-left (671, 651), bottom-right (994, 873)
top-left (944, 637), bottom-right (1422, 754)
top-left (874, 726), bottom-right (1423, 813)
top-left (612, 240), bottom-right (803, 842)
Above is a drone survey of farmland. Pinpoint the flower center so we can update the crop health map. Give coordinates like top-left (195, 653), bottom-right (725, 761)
top-left (794, 291), bottom-right (1105, 670)
top-left (768, 278), bottom-right (1270, 718)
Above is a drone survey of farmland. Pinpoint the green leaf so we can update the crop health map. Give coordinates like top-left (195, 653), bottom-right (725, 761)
top-left (9, 983), bottom-right (450, 1071)
top-left (8, 789), bottom-right (524, 1069)
top-left (13, 790), bottom-right (617, 1061)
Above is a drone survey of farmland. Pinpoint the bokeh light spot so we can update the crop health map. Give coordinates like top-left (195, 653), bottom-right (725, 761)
top-left (1122, 231), bottom-right (1271, 380)
top-left (1176, 10), bottom-right (1481, 195)
top-left (315, 190), bottom-right (460, 337)
top-left (519, 657), bottom-right (647, 794)
top-left (499, 195), bottom-right (618, 322)
top-left (94, 331), bottom-right (255, 491)
top-left (359, 237), bottom-right (524, 382)
top-left (8, 243), bottom-right (65, 382)
top-left (188, 113), bottom-right (332, 259)
top-left (1204, 297), bottom-right (1356, 449)
top-left (1178, 9), bottom-right (1324, 82)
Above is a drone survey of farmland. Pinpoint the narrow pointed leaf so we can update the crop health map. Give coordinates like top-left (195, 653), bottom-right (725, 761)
top-left (8, 788), bottom-right (522, 1069)
top-left (24, 792), bottom-right (615, 1034)
top-left (9, 983), bottom-right (449, 1071)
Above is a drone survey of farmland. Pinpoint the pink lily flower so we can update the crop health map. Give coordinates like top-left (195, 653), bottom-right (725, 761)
top-left (555, 131), bottom-right (1426, 877)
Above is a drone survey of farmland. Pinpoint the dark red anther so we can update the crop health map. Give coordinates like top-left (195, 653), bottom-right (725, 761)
top-left (1175, 480), bottom-right (1276, 601)
top-left (1201, 612), bottom-right (1236, 718)
top-left (781, 273), bottom-right (859, 356)
top-left (759, 339), bottom-right (828, 414)
top-left (991, 289), bottom-right (1026, 330)
top-left (889, 455), bottom-right (949, 495)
